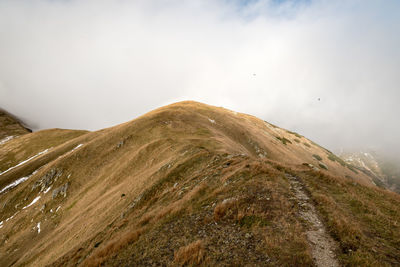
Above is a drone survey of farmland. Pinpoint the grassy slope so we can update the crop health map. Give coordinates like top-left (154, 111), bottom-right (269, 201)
top-left (0, 101), bottom-right (398, 266)
top-left (0, 128), bottom-right (90, 189)
top-left (0, 109), bottom-right (30, 139)
top-left (298, 170), bottom-right (400, 266)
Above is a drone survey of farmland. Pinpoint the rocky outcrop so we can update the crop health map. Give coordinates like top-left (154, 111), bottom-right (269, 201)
top-left (52, 182), bottom-right (70, 199)
top-left (32, 168), bottom-right (63, 192)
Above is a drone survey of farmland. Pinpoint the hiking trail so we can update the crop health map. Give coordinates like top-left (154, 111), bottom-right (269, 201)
top-left (286, 174), bottom-right (340, 267)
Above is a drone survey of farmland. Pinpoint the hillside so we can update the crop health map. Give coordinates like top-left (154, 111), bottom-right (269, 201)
top-left (0, 101), bottom-right (399, 266)
top-left (0, 109), bottom-right (31, 141)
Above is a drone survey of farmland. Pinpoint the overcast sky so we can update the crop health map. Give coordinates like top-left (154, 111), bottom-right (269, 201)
top-left (1, 0), bottom-right (399, 155)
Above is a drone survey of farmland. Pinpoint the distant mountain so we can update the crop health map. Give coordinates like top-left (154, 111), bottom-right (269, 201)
top-left (0, 101), bottom-right (399, 266)
top-left (341, 150), bottom-right (400, 193)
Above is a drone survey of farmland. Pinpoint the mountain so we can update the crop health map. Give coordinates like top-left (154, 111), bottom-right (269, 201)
top-left (341, 150), bottom-right (400, 194)
top-left (0, 101), bottom-right (399, 266)
top-left (0, 109), bottom-right (31, 141)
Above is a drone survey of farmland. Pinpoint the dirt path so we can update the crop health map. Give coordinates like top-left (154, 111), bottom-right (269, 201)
top-left (286, 174), bottom-right (340, 267)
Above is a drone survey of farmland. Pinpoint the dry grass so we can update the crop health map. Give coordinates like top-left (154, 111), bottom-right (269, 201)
top-left (174, 240), bottom-right (205, 266)
top-left (84, 228), bottom-right (143, 267)
top-left (0, 109), bottom-right (30, 139)
top-left (0, 101), bottom-right (392, 266)
top-left (299, 170), bottom-right (400, 266)
top-left (138, 182), bottom-right (209, 226)
top-left (263, 222), bottom-right (313, 266)
top-left (213, 198), bottom-right (238, 221)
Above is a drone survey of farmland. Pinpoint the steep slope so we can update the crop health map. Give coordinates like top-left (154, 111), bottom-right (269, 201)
top-left (0, 109), bottom-right (31, 141)
top-left (0, 101), bottom-right (399, 266)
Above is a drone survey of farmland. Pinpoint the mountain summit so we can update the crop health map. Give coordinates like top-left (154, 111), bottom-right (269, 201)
top-left (0, 101), bottom-right (399, 266)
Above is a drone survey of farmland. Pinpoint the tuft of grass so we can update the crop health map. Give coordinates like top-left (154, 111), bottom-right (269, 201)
top-left (319, 163), bottom-right (328, 170)
top-left (85, 229), bottom-right (143, 267)
top-left (213, 198), bottom-right (238, 221)
top-left (239, 215), bottom-right (269, 228)
top-left (276, 136), bottom-right (292, 145)
top-left (312, 154), bottom-right (323, 161)
top-left (303, 142), bottom-right (311, 148)
top-left (294, 138), bottom-right (300, 143)
top-left (174, 240), bottom-right (205, 266)
top-left (286, 130), bottom-right (302, 139)
top-left (66, 200), bottom-right (78, 211)
top-left (327, 153), bottom-right (346, 166)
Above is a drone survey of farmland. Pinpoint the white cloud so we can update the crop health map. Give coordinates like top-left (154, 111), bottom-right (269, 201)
top-left (0, 0), bottom-right (399, 155)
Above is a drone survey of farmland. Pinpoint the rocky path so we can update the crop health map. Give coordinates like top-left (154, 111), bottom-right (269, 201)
top-left (286, 174), bottom-right (340, 267)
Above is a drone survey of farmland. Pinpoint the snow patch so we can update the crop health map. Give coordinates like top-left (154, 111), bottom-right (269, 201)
top-left (2, 212), bottom-right (19, 228)
top-left (0, 136), bottom-right (14, 145)
top-left (37, 222), bottom-right (41, 233)
top-left (44, 186), bottom-right (52, 194)
top-left (54, 144), bottom-right (84, 161)
top-left (23, 196), bottom-right (41, 209)
top-left (0, 176), bottom-right (29, 194)
top-left (208, 118), bottom-right (216, 124)
top-left (0, 149), bottom-right (50, 176)
top-left (72, 144), bottom-right (83, 151)
top-left (0, 170), bottom-right (39, 194)
top-left (56, 206), bottom-right (61, 212)
top-left (6, 215), bottom-right (13, 222)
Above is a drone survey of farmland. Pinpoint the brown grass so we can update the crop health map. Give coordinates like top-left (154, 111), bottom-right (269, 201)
top-left (299, 170), bottom-right (400, 266)
top-left (138, 182), bottom-right (209, 226)
top-left (84, 228), bottom-right (143, 267)
top-left (0, 101), bottom-right (387, 266)
top-left (213, 198), bottom-right (238, 221)
top-left (174, 240), bottom-right (205, 266)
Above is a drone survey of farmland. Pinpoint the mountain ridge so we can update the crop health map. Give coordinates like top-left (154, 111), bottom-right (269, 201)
top-left (0, 101), bottom-right (399, 266)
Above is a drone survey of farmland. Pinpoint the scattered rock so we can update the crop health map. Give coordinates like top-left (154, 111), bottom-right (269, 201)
top-left (303, 163), bottom-right (320, 172)
top-left (258, 152), bottom-right (267, 158)
top-left (32, 168), bottom-right (63, 192)
top-left (116, 140), bottom-right (124, 148)
top-left (223, 162), bottom-right (231, 168)
top-left (52, 182), bottom-right (70, 199)
top-left (128, 194), bottom-right (143, 209)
